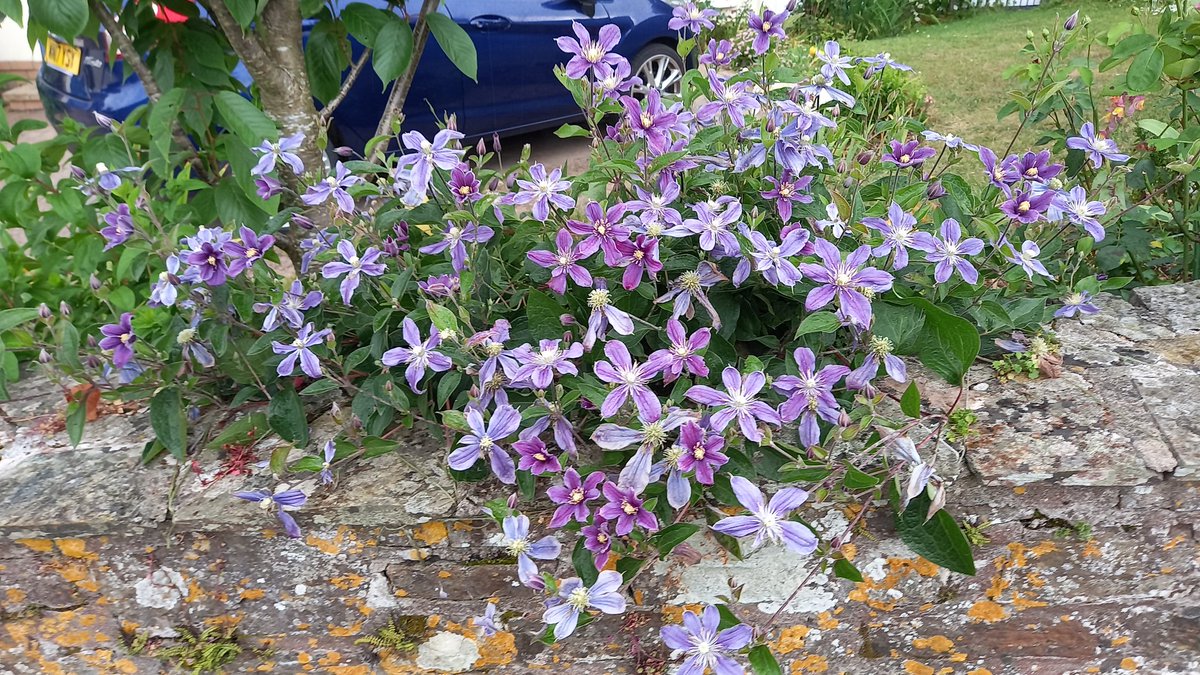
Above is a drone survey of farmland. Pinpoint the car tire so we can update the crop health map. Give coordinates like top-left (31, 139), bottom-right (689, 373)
top-left (630, 44), bottom-right (685, 98)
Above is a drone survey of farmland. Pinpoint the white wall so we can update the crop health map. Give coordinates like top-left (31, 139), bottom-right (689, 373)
top-left (0, 1), bottom-right (39, 63)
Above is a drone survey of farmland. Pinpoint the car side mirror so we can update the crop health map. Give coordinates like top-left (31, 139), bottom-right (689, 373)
top-left (578, 0), bottom-right (596, 18)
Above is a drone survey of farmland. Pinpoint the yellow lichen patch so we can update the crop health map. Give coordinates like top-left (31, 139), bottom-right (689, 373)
top-left (413, 521), bottom-right (449, 546)
top-left (186, 578), bottom-right (207, 603)
top-left (816, 612), bottom-right (839, 630)
top-left (774, 625), bottom-right (810, 654)
top-left (950, 652), bottom-right (968, 662)
top-left (240, 588), bottom-right (266, 601)
top-left (426, 615), bottom-right (441, 628)
top-left (1112, 636), bottom-right (1131, 647)
top-left (394, 589), bottom-right (409, 598)
top-left (202, 614), bottom-right (243, 629)
top-left (788, 654), bottom-right (828, 673)
top-left (327, 666), bottom-right (372, 675)
top-left (1025, 571), bottom-right (1046, 588)
top-left (1011, 592), bottom-right (1048, 610)
top-left (436, 571), bottom-right (452, 579)
top-left (1120, 657), bottom-right (1139, 670)
top-left (15, 538), bottom-right (54, 553)
top-left (841, 543), bottom-right (857, 560)
top-left (633, 589), bottom-right (645, 606)
top-left (903, 660), bottom-right (935, 675)
top-left (55, 538), bottom-right (97, 560)
top-left (317, 651), bottom-right (342, 666)
top-left (1082, 540), bottom-right (1102, 558)
top-left (306, 533), bottom-right (343, 556)
top-left (967, 669), bottom-right (993, 675)
top-left (967, 600), bottom-right (1008, 623)
top-left (331, 574), bottom-right (366, 590)
top-left (328, 621), bottom-right (363, 637)
top-left (474, 631), bottom-right (517, 667)
top-left (1163, 534), bottom-right (1187, 550)
top-left (913, 635), bottom-right (954, 653)
top-left (6, 588), bottom-right (28, 604)
top-left (1013, 486), bottom-right (1026, 494)
top-left (1029, 540), bottom-right (1057, 557)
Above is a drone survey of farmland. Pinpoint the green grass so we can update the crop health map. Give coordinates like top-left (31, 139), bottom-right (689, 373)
top-left (850, 1), bottom-right (1142, 152)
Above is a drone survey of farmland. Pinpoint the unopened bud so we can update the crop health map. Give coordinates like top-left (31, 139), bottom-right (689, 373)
top-left (1064, 10), bottom-right (1079, 31)
top-left (838, 410), bottom-right (852, 427)
top-left (476, 138), bottom-right (487, 156)
top-left (1041, 27), bottom-right (1051, 39)
top-left (856, 151), bottom-right (873, 165)
top-left (836, 159), bottom-right (849, 174)
top-left (492, 133), bottom-right (501, 153)
top-left (446, 114), bottom-right (458, 133)
top-left (292, 214), bottom-right (315, 230)
top-left (1026, 29), bottom-right (1035, 41)
top-left (926, 181), bottom-right (946, 200)
top-left (38, 349), bottom-right (51, 364)
top-left (87, 335), bottom-right (97, 348)
top-left (85, 355), bottom-right (101, 369)
top-left (560, 314), bottom-right (577, 326)
top-left (506, 492), bottom-right (519, 509)
top-left (59, 301), bottom-right (71, 317)
top-left (335, 146), bottom-right (354, 157)
top-left (384, 379), bottom-right (394, 392)
top-left (38, 303), bottom-right (52, 319)
top-left (89, 274), bottom-right (102, 291)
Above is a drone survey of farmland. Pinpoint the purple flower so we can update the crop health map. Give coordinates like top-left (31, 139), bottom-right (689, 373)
top-left (101, 204), bottom-right (135, 250)
top-left (542, 570), bottom-right (626, 640)
top-left (814, 202), bottom-right (847, 239)
top-left (655, 262), bottom-right (726, 329)
top-left (547, 468), bottom-right (605, 527)
top-left (475, 602), bottom-right (501, 638)
top-left (527, 229), bottom-right (593, 295)
top-left (381, 317), bottom-right (453, 393)
top-left (98, 312), bottom-right (136, 367)
top-left (847, 335), bottom-right (908, 393)
top-left (321, 240), bottom-right (387, 305)
top-left (860, 51), bottom-right (912, 78)
top-left (626, 175), bottom-right (682, 233)
top-left (150, 255), bottom-right (181, 307)
top-left (1055, 290), bottom-right (1101, 318)
top-left (670, 199), bottom-right (742, 254)
top-left (1010, 149), bottom-right (1063, 183)
top-left (418, 274), bottom-right (461, 298)
top-left (234, 487), bottom-right (308, 538)
top-left (979, 147), bottom-right (1020, 190)
top-left (301, 162), bottom-right (362, 214)
top-left (697, 70), bottom-right (757, 128)
top-left (700, 39), bottom-right (735, 67)
top-left (621, 89), bottom-right (677, 154)
top-left (797, 75), bottom-right (855, 108)
top-left (748, 9), bottom-right (788, 55)
top-left (177, 315), bottom-right (214, 369)
top-left (661, 605), bottom-right (753, 675)
top-left (185, 239), bottom-right (230, 286)
top-left (520, 400), bottom-right (578, 458)
top-left (250, 132), bottom-right (305, 176)
top-left (224, 226), bottom-right (275, 277)
top-left (583, 280), bottom-right (635, 350)
top-left (593, 59), bottom-right (641, 101)
top-left (593, 340), bottom-right (665, 420)
top-left (448, 163), bottom-right (482, 204)
top-left (761, 172), bottom-right (814, 222)
top-left (556, 22), bottom-right (624, 79)
top-left (581, 517), bottom-right (615, 570)
top-left (419, 222), bottom-right (495, 273)
top-left (501, 514), bottom-right (561, 587)
top-left (911, 218), bottom-right (985, 284)
top-left (817, 40), bottom-right (854, 85)
top-left (510, 339), bottom-right (584, 389)
top-left (1000, 188), bottom-right (1055, 224)
top-left (686, 367), bottom-right (781, 443)
top-left (799, 239), bottom-right (895, 327)
top-left (319, 440), bottom-right (336, 485)
top-left (598, 482), bottom-right (659, 536)
top-left (618, 234), bottom-right (662, 291)
top-left (650, 319), bottom-right (710, 384)
top-left (921, 130), bottom-right (978, 152)
top-left (774, 347), bottom-right (850, 448)
top-left (255, 175), bottom-right (283, 199)
top-left (668, 2), bottom-right (717, 32)
top-left (882, 139), bottom-right (936, 168)
top-left (498, 163), bottom-right (575, 222)
top-left (397, 129), bottom-right (464, 204)
top-left (1056, 186), bottom-right (1107, 241)
top-left (448, 404), bottom-right (522, 484)
top-left (711, 476), bottom-right (817, 554)
top-left (300, 228), bottom-right (338, 274)
top-left (747, 226), bottom-right (809, 287)
top-left (566, 201), bottom-right (631, 265)
top-left (272, 323), bottom-right (332, 379)
top-left (1066, 122), bottom-right (1130, 168)
top-left (1003, 239), bottom-right (1053, 279)
top-left (674, 421), bottom-right (728, 485)
top-left (592, 407), bottom-right (693, 454)
top-left (253, 280), bottom-right (323, 332)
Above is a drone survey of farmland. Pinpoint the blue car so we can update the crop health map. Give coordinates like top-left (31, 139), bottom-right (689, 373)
top-left (37, 0), bottom-right (688, 150)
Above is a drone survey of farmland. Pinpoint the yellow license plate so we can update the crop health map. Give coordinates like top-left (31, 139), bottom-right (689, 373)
top-left (45, 39), bottom-right (82, 76)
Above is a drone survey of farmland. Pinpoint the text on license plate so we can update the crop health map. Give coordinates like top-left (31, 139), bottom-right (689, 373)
top-left (45, 40), bottom-right (82, 76)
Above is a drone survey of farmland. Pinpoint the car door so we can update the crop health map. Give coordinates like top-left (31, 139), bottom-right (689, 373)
top-left (448, 0), bottom-right (609, 136)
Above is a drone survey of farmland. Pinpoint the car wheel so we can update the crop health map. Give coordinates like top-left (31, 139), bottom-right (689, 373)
top-left (630, 44), bottom-right (685, 98)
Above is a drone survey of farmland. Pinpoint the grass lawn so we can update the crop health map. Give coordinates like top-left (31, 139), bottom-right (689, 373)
top-left (850, 1), bottom-right (1143, 153)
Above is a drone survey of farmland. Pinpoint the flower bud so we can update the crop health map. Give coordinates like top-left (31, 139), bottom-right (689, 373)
top-left (836, 159), bottom-right (849, 174)
top-left (1041, 27), bottom-right (1051, 40)
top-left (188, 406), bottom-right (201, 423)
top-left (1064, 10), bottom-right (1079, 31)
top-left (38, 303), bottom-right (52, 320)
top-left (89, 273), bottom-right (102, 291)
top-left (476, 138), bottom-right (487, 156)
top-left (335, 146), bottom-right (354, 157)
top-left (94, 112), bottom-right (117, 131)
top-left (1026, 29), bottom-right (1035, 41)
top-left (384, 379), bottom-right (394, 392)
top-left (59, 301), bottom-right (71, 317)
top-left (38, 349), bottom-right (51, 364)
top-left (70, 165), bottom-right (87, 181)
top-left (507, 492), bottom-right (519, 509)
top-left (87, 335), bottom-right (97, 348)
top-left (926, 181), bottom-right (946, 200)
top-left (492, 133), bottom-right (502, 154)
top-left (856, 151), bottom-right (873, 165)
top-left (85, 355), bottom-right (101, 369)
top-left (842, 177), bottom-right (854, 189)
top-left (838, 410), bottom-right (852, 427)
top-left (560, 314), bottom-right (577, 326)
top-left (292, 214), bottom-right (315, 230)
top-left (489, 177), bottom-right (502, 191)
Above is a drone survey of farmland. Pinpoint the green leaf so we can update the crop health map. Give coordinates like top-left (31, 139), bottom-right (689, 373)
top-left (1127, 45), bottom-right (1165, 92)
top-left (0, 0), bottom-right (23, 26)
top-left (793, 311), bottom-right (841, 338)
top-left (426, 13), bottom-right (478, 81)
top-left (516, 468), bottom-right (535, 500)
top-left (616, 556), bottom-right (646, 581)
top-left (291, 456), bottom-right (325, 472)
top-left (269, 445), bottom-right (290, 475)
top-left (425, 300), bottom-right (458, 334)
top-left (871, 302), bottom-right (925, 354)
top-left (896, 490), bottom-right (976, 575)
top-left (301, 379), bottom-right (340, 396)
top-left (65, 400), bottom-right (87, 447)
top-left (571, 538), bottom-right (599, 587)
top-left (268, 384), bottom-right (309, 447)
top-left (526, 290), bottom-right (564, 334)
top-left (306, 21), bottom-right (350, 104)
top-left (440, 409), bottom-right (471, 432)
top-left (833, 558), bottom-right (864, 582)
top-left (748, 645), bottom-right (783, 675)
top-left (900, 381), bottom-right (921, 418)
top-left (373, 18), bottom-right (414, 85)
top-left (225, 0), bottom-right (258, 27)
top-left (554, 123), bottom-right (590, 139)
top-left (649, 523), bottom-right (700, 559)
top-left (715, 604), bottom-right (741, 630)
top-left (206, 412), bottom-right (269, 449)
top-left (843, 463), bottom-right (881, 490)
top-left (0, 307), bottom-right (39, 333)
top-left (436, 370), bottom-right (461, 406)
top-left (30, 0), bottom-right (87, 39)
top-left (213, 91), bottom-right (278, 145)
top-left (150, 387), bottom-right (187, 459)
top-left (343, 3), bottom-right (389, 47)
top-left (909, 299), bottom-right (979, 385)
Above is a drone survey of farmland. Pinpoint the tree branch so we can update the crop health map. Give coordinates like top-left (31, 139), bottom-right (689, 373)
top-left (197, 0), bottom-right (272, 75)
top-left (373, 0), bottom-right (440, 152)
top-left (320, 47), bottom-right (371, 124)
top-left (89, 0), bottom-right (162, 100)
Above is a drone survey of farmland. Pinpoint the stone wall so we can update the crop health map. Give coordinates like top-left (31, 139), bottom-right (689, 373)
top-left (1, 283), bottom-right (1198, 674)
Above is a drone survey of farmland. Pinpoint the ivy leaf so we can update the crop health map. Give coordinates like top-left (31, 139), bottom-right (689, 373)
top-left (793, 311), bottom-right (841, 338)
top-left (909, 298), bottom-right (979, 385)
top-left (372, 17), bottom-right (414, 85)
top-left (427, 13), bottom-right (478, 81)
top-left (150, 387), bottom-right (187, 459)
top-left (268, 384), bottom-right (309, 447)
top-left (748, 645), bottom-right (783, 675)
top-left (900, 381), bottom-right (921, 418)
top-left (648, 523), bottom-right (700, 559)
top-left (896, 489), bottom-right (976, 575)
top-left (571, 538), bottom-right (599, 587)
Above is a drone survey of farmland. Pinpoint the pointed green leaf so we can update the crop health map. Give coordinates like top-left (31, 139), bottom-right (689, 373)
top-left (149, 387), bottom-right (187, 459)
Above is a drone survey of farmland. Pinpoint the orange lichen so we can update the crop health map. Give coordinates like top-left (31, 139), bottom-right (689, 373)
top-left (306, 533), bottom-right (343, 555)
top-left (6, 588), bottom-right (28, 604)
top-left (950, 652), bottom-right (968, 662)
top-left (788, 654), bottom-right (828, 673)
top-left (913, 635), bottom-right (954, 653)
top-left (328, 622), bottom-right (363, 637)
top-left (967, 600), bottom-right (1008, 623)
top-left (967, 669), bottom-right (993, 675)
top-left (775, 625), bottom-right (810, 654)
top-left (1082, 540), bottom-right (1102, 558)
top-left (1120, 658), bottom-right (1139, 670)
top-left (240, 588), bottom-right (266, 601)
top-left (436, 571), bottom-right (452, 579)
top-left (816, 612), bottom-right (839, 630)
top-left (1011, 592), bottom-right (1048, 610)
top-left (413, 521), bottom-right (449, 546)
top-left (55, 539), bottom-right (98, 560)
top-left (1163, 534), bottom-right (1186, 551)
top-left (841, 543), bottom-right (857, 560)
top-left (1025, 571), bottom-right (1046, 588)
top-left (903, 660), bottom-right (935, 675)
top-left (475, 631), bottom-right (517, 667)
top-left (15, 538), bottom-right (54, 552)
top-left (1112, 636), bottom-right (1131, 647)
top-left (317, 651), bottom-right (342, 666)
top-left (331, 574), bottom-right (366, 590)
